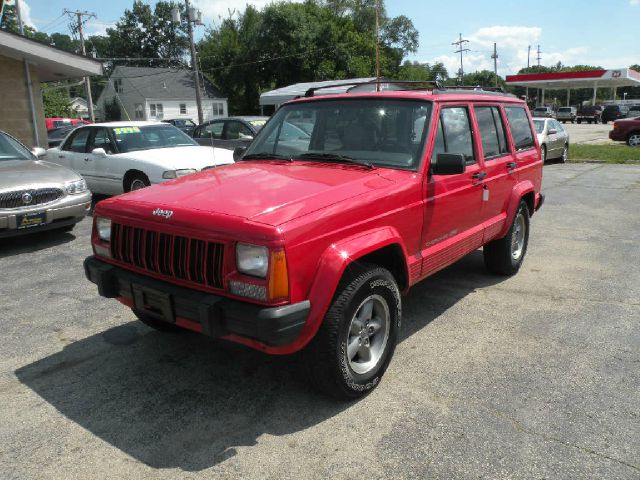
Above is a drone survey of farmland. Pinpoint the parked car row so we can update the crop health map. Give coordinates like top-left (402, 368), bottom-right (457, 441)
top-left (609, 117), bottom-right (640, 146)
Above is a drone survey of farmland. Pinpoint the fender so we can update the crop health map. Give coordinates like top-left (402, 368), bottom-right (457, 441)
top-left (246, 227), bottom-right (409, 355)
top-left (497, 180), bottom-right (535, 239)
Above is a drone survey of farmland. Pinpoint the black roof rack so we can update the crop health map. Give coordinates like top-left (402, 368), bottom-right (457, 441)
top-left (304, 80), bottom-right (441, 97)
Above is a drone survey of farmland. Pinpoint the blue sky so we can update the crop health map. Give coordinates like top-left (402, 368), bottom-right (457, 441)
top-left (11, 0), bottom-right (640, 76)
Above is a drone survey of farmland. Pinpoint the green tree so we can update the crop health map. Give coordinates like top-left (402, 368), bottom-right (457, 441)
top-left (42, 88), bottom-right (73, 117)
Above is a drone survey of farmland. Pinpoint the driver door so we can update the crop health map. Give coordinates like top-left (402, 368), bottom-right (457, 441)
top-left (85, 128), bottom-right (121, 194)
top-left (56, 127), bottom-right (91, 175)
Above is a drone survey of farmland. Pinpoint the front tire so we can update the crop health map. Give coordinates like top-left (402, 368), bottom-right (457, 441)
top-left (484, 200), bottom-right (530, 276)
top-left (560, 144), bottom-right (568, 163)
top-left (125, 173), bottom-right (150, 192)
top-left (540, 144), bottom-right (547, 163)
top-left (303, 264), bottom-right (401, 399)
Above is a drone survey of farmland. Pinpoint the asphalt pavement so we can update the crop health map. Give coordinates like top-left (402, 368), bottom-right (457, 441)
top-left (1, 164), bottom-right (639, 479)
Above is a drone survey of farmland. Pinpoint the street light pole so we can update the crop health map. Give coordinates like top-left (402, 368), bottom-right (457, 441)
top-left (183, 0), bottom-right (204, 124)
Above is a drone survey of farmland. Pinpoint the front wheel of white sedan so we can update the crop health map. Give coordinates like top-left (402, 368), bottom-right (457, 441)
top-left (125, 173), bottom-right (150, 192)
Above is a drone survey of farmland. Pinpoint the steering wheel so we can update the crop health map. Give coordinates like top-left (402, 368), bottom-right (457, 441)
top-left (376, 139), bottom-right (412, 154)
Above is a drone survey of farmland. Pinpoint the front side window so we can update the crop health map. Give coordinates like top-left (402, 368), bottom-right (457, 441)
top-left (63, 128), bottom-right (91, 153)
top-left (91, 129), bottom-right (115, 154)
top-left (246, 99), bottom-right (432, 170)
top-left (431, 106), bottom-right (475, 164)
top-left (505, 107), bottom-right (535, 150)
top-left (197, 122), bottom-right (224, 139)
top-left (475, 106), bottom-right (508, 159)
top-left (225, 121), bottom-right (253, 140)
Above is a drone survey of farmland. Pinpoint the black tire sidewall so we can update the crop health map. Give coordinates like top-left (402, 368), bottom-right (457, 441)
top-left (334, 268), bottom-right (401, 395)
top-left (509, 202), bottom-right (530, 270)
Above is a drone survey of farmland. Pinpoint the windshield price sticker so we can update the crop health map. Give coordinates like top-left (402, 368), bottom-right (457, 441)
top-left (250, 120), bottom-right (267, 127)
top-left (113, 127), bottom-right (141, 135)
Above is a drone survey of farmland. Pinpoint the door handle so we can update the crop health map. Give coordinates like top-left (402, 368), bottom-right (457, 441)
top-left (472, 171), bottom-right (487, 180)
top-left (507, 162), bottom-right (517, 170)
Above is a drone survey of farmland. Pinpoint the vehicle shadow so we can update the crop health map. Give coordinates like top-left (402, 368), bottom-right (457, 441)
top-left (0, 228), bottom-right (76, 259)
top-left (15, 250), bottom-right (505, 471)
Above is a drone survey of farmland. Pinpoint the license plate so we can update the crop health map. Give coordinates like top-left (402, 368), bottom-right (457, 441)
top-left (16, 212), bottom-right (47, 229)
top-left (132, 284), bottom-right (175, 323)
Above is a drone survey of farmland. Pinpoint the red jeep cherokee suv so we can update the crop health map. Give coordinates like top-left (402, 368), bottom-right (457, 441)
top-left (85, 82), bottom-right (544, 399)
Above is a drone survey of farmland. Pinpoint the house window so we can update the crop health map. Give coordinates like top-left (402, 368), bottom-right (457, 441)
top-left (180, 103), bottom-right (187, 114)
top-left (211, 102), bottom-right (225, 116)
top-left (134, 104), bottom-right (144, 120)
top-left (114, 79), bottom-right (122, 93)
top-left (149, 103), bottom-right (163, 119)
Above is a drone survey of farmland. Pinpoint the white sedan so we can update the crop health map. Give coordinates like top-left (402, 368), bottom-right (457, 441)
top-left (43, 121), bottom-right (234, 195)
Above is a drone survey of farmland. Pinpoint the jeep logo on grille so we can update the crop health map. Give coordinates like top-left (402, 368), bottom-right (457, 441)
top-left (22, 192), bottom-right (33, 204)
top-left (152, 208), bottom-right (173, 219)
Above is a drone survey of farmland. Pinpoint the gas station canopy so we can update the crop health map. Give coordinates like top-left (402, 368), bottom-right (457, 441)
top-left (505, 68), bottom-right (640, 89)
top-left (505, 68), bottom-right (640, 106)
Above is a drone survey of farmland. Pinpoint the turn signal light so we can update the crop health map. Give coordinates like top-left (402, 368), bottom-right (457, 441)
top-left (268, 250), bottom-right (289, 301)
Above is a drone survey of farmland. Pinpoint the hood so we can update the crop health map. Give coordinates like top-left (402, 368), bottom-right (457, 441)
top-left (114, 145), bottom-right (234, 169)
top-left (116, 160), bottom-right (395, 226)
top-left (0, 160), bottom-right (79, 190)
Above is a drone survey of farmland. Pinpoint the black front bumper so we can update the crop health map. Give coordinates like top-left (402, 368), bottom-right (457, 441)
top-left (84, 256), bottom-right (309, 346)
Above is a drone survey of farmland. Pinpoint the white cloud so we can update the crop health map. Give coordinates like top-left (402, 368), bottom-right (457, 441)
top-left (85, 21), bottom-right (115, 37)
top-left (631, 0), bottom-right (639, 6)
top-left (418, 25), bottom-right (601, 76)
top-left (5, 0), bottom-right (35, 28)
top-left (193, 0), bottom-right (303, 22)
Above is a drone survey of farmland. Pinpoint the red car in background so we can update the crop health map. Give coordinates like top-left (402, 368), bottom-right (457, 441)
top-left (609, 118), bottom-right (640, 146)
top-left (45, 117), bottom-right (91, 130)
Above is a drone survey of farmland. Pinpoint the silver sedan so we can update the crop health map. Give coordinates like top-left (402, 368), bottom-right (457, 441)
top-left (533, 117), bottom-right (570, 163)
top-left (0, 131), bottom-right (92, 238)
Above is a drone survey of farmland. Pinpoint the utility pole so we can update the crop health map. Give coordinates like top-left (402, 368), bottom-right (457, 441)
top-left (177, 0), bottom-right (204, 124)
top-left (527, 45), bottom-right (531, 68)
top-left (65, 9), bottom-right (96, 122)
top-left (452, 33), bottom-right (470, 84)
top-left (536, 44), bottom-right (542, 66)
top-left (374, 0), bottom-right (380, 90)
top-left (491, 42), bottom-right (499, 87)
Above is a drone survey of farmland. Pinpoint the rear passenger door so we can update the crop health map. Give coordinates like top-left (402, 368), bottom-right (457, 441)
top-left (472, 105), bottom-right (517, 240)
top-left (421, 105), bottom-right (485, 277)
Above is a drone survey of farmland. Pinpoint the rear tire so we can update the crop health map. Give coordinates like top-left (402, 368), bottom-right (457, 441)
top-left (134, 310), bottom-right (182, 332)
top-left (484, 200), bottom-right (530, 276)
top-left (577, 119), bottom-right (582, 124)
top-left (302, 264), bottom-right (401, 400)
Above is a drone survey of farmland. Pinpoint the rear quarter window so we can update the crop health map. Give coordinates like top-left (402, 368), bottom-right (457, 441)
top-left (505, 107), bottom-right (535, 150)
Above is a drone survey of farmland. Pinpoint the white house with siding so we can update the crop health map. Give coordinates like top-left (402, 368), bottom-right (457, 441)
top-left (96, 66), bottom-right (227, 123)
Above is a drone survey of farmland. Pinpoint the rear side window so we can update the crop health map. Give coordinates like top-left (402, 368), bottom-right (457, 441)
top-left (474, 106), bottom-right (509, 159)
top-left (431, 107), bottom-right (475, 164)
top-left (505, 107), bottom-right (535, 150)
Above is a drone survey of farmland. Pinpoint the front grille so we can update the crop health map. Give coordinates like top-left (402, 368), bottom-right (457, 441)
top-left (0, 188), bottom-right (64, 209)
top-left (111, 223), bottom-right (225, 289)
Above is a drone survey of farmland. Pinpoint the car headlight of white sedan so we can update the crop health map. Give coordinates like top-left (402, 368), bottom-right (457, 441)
top-left (65, 179), bottom-right (88, 194)
top-left (162, 169), bottom-right (198, 179)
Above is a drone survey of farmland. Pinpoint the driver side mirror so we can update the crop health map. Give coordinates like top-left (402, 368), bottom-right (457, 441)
top-left (233, 146), bottom-right (246, 161)
top-left (32, 147), bottom-right (46, 158)
top-left (431, 153), bottom-right (466, 175)
top-left (91, 147), bottom-right (107, 156)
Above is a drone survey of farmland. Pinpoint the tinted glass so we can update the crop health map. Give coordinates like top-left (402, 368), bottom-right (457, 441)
top-left (225, 121), bottom-right (253, 140)
top-left (92, 129), bottom-right (114, 153)
top-left (505, 107), bottom-right (535, 150)
top-left (64, 128), bottom-right (90, 152)
top-left (110, 125), bottom-right (197, 153)
top-left (0, 133), bottom-right (33, 161)
top-left (199, 122), bottom-right (224, 139)
top-left (475, 106), bottom-right (508, 158)
top-left (440, 107), bottom-right (475, 163)
top-left (247, 99), bottom-right (432, 170)
top-left (558, 107), bottom-right (571, 112)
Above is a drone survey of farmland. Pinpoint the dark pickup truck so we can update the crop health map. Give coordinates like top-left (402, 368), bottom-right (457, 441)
top-left (576, 105), bottom-right (602, 124)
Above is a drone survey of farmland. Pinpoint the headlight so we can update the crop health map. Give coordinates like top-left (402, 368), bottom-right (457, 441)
top-left (162, 169), bottom-right (197, 179)
top-left (96, 217), bottom-right (111, 242)
top-left (236, 243), bottom-right (268, 278)
top-left (65, 179), bottom-right (87, 194)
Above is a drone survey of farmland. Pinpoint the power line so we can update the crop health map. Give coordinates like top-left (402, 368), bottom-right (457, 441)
top-left (452, 33), bottom-right (470, 84)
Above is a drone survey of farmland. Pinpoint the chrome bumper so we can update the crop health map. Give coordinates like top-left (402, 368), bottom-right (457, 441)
top-left (0, 191), bottom-right (92, 234)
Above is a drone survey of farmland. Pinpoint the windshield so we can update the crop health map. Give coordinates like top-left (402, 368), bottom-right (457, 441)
top-left (533, 119), bottom-right (545, 133)
top-left (245, 99), bottom-right (433, 170)
top-left (558, 107), bottom-right (571, 112)
top-left (111, 125), bottom-right (198, 153)
top-left (0, 132), bottom-right (34, 161)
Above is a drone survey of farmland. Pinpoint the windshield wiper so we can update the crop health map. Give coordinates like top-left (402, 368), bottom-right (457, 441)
top-left (241, 153), bottom-right (293, 161)
top-left (294, 152), bottom-right (374, 169)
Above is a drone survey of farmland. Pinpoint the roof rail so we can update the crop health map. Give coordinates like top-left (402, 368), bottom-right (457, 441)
top-left (438, 85), bottom-right (505, 92)
top-left (304, 80), bottom-right (441, 97)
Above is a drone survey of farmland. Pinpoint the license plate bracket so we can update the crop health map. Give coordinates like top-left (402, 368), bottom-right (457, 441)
top-left (132, 284), bottom-right (175, 323)
top-left (16, 211), bottom-right (47, 229)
